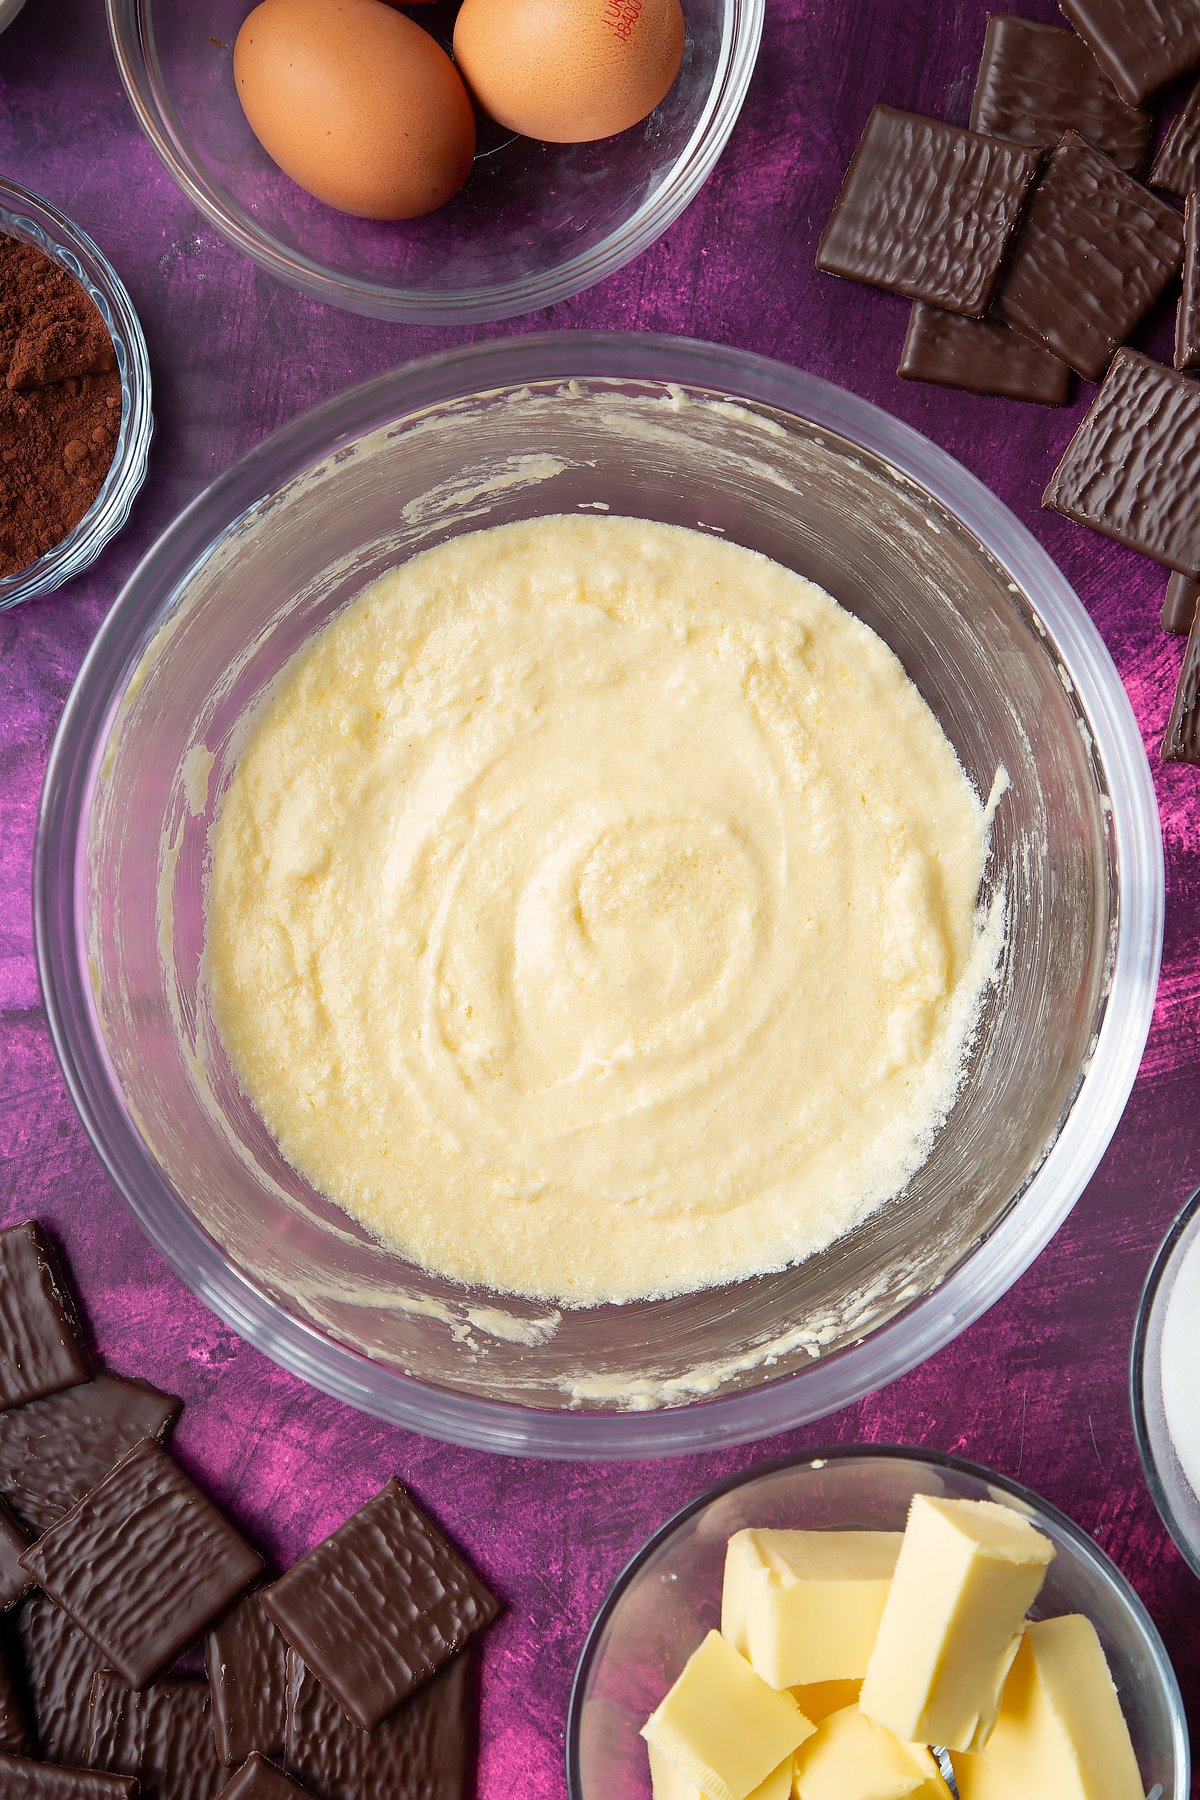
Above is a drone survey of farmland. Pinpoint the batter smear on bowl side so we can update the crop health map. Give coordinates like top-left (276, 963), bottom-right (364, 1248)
top-left (203, 515), bottom-right (1003, 1305)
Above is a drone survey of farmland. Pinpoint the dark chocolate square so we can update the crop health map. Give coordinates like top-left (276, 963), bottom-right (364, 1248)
top-left (1059, 0), bottom-right (1200, 107)
top-left (261, 1482), bottom-right (497, 1734)
top-left (206, 1591), bottom-right (289, 1765)
top-left (1164, 572), bottom-right (1200, 634)
top-left (1177, 194), bottom-right (1200, 372)
top-left (0, 1223), bottom-right (91, 1412)
top-left (1151, 80), bottom-right (1200, 196)
top-left (1163, 601), bottom-right (1200, 762)
top-left (995, 131), bottom-right (1182, 379)
top-left (19, 1439), bottom-right (264, 1690)
top-left (13, 1590), bottom-right (109, 1766)
top-left (0, 1495), bottom-right (33, 1612)
top-left (87, 1670), bottom-right (230, 1800)
top-left (1044, 350), bottom-right (1200, 574)
top-left (0, 1757), bottom-right (136, 1799)
top-left (285, 1647), bottom-right (473, 1800)
top-left (970, 14), bottom-right (1152, 174)
top-left (218, 1753), bottom-right (315, 1799)
top-left (817, 105), bottom-right (1041, 317)
top-left (898, 303), bottom-right (1073, 404)
top-left (0, 1371), bottom-right (181, 1537)
top-left (0, 1638), bottom-right (33, 1757)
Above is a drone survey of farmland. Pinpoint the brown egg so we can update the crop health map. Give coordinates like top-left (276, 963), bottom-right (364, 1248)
top-left (234, 0), bottom-right (476, 219)
top-left (453, 0), bottom-right (686, 143)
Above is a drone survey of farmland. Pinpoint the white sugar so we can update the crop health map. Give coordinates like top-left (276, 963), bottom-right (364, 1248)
top-left (1161, 1228), bottom-right (1200, 1503)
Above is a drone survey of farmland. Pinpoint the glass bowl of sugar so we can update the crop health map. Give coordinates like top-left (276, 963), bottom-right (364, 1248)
top-left (1131, 1188), bottom-right (1200, 1579)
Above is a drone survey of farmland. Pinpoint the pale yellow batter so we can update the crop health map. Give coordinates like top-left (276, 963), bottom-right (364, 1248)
top-left (204, 515), bottom-right (999, 1305)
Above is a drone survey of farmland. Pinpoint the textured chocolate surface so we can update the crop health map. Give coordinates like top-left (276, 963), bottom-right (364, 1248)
top-left (1044, 350), bottom-right (1200, 574)
top-left (817, 105), bottom-right (1040, 316)
top-left (1163, 601), bottom-right (1200, 763)
top-left (1177, 195), bottom-right (1200, 374)
top-left (19, 1439), bottom-right (264, 1690)
top-left (898, 302), bottom-right (1072, 404)
top-left (0, 1496), bottom-right (32, 1611)
top-left (88, 1670), bottom-right (228, 1800)
top-left (0, 1223), bottom-right (91, 1412)
top-left (1151, 80), bottom-right (1200, 196)
top-left (285, 1648), bottom-right (473, 1800)
top-left (970, 14), bottom-right (1151, 174)
top-left (218, 1754), bottom-right (314, 1800)
top-left (1163, 572), bottom-right (1200, 634)
top-left (996, 131), bottom-right (1182, 379)
top-left (14, 1591), bottom-right (109, 1767)
top-left (262, 1483), bottom-right (497, 1734)
top-left (206, 1592), bottom-right (288, 1766)
top-left (0, 1758), bottom-right (136, 1799)
top-left (1059, 0), bottom-right (1200, 106)
top-left (0, 1372), bottom-right (181, 1537)
top-left (0, 1639), bottom-right (32, 1756)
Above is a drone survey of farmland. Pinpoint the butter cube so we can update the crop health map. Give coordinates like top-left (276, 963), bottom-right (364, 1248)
top-left (791, 1706), bottom-right (949, 1800)
top-left (950, 1616), bottom-right (1143, 1800)
top-left (789, 1679), bottom-right (862, 1723)
top-left (722, 1529), bottom-right (902, 1686)
top-left (641, 1630), bottom-right (815, 1800)
top-left (648, 1746), bottom-right (794, 1800)
top-left (859, 1496), bottom-right (1054, 1752)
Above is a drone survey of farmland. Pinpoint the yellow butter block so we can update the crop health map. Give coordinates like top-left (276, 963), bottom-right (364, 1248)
top-left (950, 1616), bottom-right (1143, 1800)
top-left (791, 1705), bottom-right (949, 1800)
top-left (649, 1745), bottom-right (795, 1800)
top-left (789, 1679), bottom-right (862, 1723)
top-left (859, 1496), bottom-right (1054, 1752)
top-left (641, 1630), bottom-right (816, 1800)
top-left (722, 1529), bottom-right (902, 1686)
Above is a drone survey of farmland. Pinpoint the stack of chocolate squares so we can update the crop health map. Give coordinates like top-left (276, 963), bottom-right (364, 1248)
top-left (0, 1221), bottom-right (498, 1799)
top-left (816, 4), bottom-right (1200, 762)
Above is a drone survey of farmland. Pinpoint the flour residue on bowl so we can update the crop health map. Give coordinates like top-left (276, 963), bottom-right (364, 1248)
top-left (201, 513), bottom-right (1004, 1307)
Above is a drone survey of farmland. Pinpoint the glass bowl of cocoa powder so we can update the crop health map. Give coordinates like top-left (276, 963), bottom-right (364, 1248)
top-left (0, 177), bottom-right (152, 610)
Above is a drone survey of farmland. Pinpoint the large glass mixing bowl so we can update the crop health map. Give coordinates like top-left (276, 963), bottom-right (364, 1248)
top-left (35, 334), bottom-right (1162, 1457)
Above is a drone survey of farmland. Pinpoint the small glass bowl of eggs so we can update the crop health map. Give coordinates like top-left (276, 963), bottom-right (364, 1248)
top-left (106, 0), bottom-right (763, 322)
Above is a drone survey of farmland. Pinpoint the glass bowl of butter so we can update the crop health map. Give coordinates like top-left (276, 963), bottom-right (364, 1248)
top-left (567, 1446), bottom-right (1188, 1800)
top-left (35, 332), bottom-right (1162, 1456)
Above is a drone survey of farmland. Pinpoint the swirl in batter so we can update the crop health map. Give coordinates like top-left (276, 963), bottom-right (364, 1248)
top-left (204, 515), bottom-right (999, 1304)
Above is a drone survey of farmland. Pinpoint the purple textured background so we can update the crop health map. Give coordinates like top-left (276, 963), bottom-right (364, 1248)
top-left (2, 0), bottom-right (1199, 1792)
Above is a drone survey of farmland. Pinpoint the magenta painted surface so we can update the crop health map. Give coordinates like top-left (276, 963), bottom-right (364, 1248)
top-left (1, 0), bottom-right (1199, 1793)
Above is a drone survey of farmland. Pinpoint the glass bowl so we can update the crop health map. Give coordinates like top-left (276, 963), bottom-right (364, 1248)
top-left (0, 178), bottom-right (153, 611)
top-left (35, 332), bottom-right (1162, 1457)
top-left (1131, 1188), bottom-right (1200, 1580)
top-left (105, 0), bottom-right (763, 323)
top-left (566, 1447), bottom-right (1189, 1799)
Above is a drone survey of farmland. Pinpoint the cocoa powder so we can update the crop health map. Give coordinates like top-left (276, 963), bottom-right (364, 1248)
top-left (0, 232), bottom-right (122, 580)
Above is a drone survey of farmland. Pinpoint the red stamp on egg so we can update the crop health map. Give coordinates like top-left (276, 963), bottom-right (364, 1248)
top-left (602, 0), bottom-right (643, 42)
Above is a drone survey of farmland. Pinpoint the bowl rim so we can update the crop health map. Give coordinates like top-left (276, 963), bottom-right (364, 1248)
top-left (34, 330), bottom-right (1164, 1458)
top-left (564, 1442), bottom-right (1191, 1800)
top-left (1130, 1185), bottom-right (1200, 1580)
top-left (103, 0), bottom-right (766, 324)
top-left (0, 176), bottom-right (154, 611)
